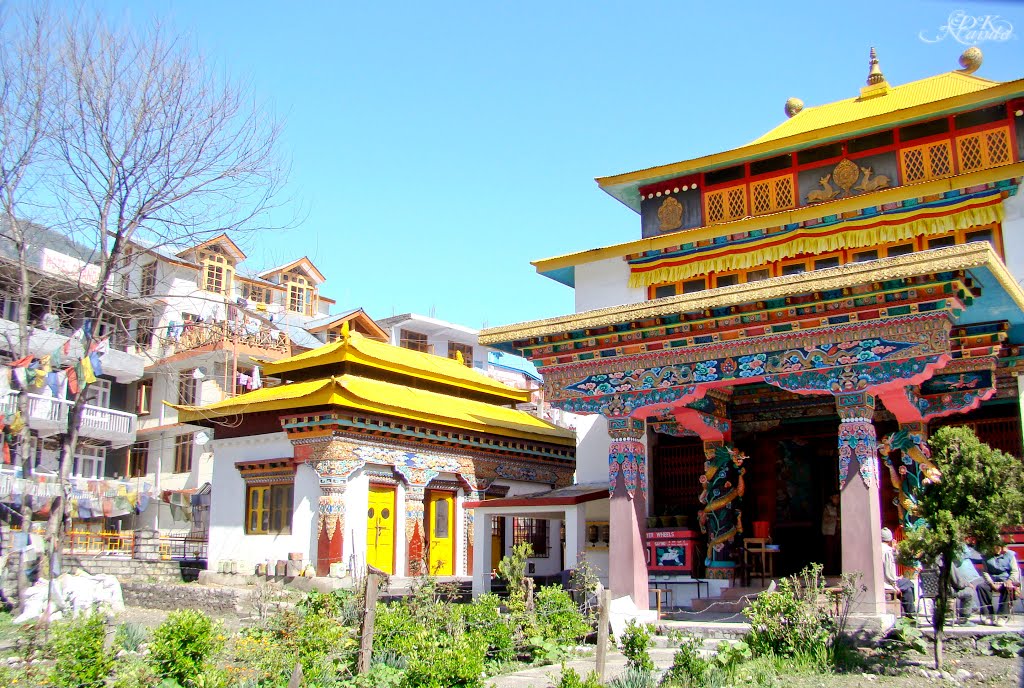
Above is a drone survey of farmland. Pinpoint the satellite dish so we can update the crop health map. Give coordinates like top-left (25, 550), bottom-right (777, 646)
top-left (194, 431), bottom-right (211, 446)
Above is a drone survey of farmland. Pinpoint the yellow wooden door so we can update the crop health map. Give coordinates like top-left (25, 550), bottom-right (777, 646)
top-left (366, 485), bottom-right (395, 574)
top-left (427, 491), bottom-right (455, 576)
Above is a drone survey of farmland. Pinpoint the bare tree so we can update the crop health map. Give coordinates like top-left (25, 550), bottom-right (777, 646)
top-left (0, 5), bottom-right (56, 609)
top-left (41, 12), bottom-right (288, 566)
top-left (0, 6), bottom-right (288, 600)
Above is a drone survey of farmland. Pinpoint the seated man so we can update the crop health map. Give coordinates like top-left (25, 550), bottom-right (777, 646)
top-left (882, 528), bottom-right (916, 617)
top-left (949, 547), bottom-right (982, 626)
top-left (977, 543), bottom-right (1020, 625)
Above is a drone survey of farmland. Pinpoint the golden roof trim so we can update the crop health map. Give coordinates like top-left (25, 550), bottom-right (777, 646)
top-left (596, 75), bottom-right (1020, 194)
top-left (534, 163), bottom-right (1024, 274)
top-left (482, 243), bottom-right (1024, 344)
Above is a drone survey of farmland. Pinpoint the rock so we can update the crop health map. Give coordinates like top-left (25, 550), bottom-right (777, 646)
top-left (955, 669), bottom-right (971, 680)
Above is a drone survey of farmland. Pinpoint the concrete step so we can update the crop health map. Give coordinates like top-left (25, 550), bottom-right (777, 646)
top-left (689, 597), bottom-right (750, 613)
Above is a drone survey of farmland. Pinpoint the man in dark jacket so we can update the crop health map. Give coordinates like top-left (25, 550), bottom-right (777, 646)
top-left (977, 544), bottom-right (1020, 625)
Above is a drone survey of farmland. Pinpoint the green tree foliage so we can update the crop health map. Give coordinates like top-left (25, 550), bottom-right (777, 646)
top-left (149, 609), bottom-right (223, 687)
top-left (47, 613), bottom-right (114, 688)
top-left (898, 426), bottom-right (1024, 668)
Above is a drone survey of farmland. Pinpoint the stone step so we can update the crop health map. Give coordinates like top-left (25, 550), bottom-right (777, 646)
top-left (689, 597), bottom-right (750, 613)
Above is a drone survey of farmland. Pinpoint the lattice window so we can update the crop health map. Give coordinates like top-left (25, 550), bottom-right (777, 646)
top-left (512, 518), bottom-right (549, 558)
top-left (704, 184), bottom-right (747, 224)
top-left (900, 140), bottom-right (953, 183)
top-left (750, 175), bottom-right (794, 216)
top-left (246, 483), bottom-right (294, 535)
top-left (174, 433), bottom-right (194, 473)
top-left (139, 262), bottom-right (157, 296)
top-left (956, 126), bottom-right (1012, 174)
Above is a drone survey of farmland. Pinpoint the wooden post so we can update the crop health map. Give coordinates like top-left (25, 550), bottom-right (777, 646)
top-left (596, 588), bottom-right (611, 683)
top-left (358, 571), bottom-right (382, 674)
top-left (286, 663), bottom-right (303, 688)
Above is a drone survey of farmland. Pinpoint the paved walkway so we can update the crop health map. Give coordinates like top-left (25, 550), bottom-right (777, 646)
top-left (487, 647), bottom-right (678, 688)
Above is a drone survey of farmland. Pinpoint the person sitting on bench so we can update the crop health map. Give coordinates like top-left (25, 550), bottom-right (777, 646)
top-left (978, 543), bottom-right (1020, 626)
top-left (882, 528), bottom-right (916, 617)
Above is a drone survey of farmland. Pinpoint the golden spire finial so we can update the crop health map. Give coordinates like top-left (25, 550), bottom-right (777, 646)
top-left (455, 350), bottom-right (465, 365)
top-left (341, 321), bottom-right (350, 342)
top-left (866, 47), bottom-right (885, 86)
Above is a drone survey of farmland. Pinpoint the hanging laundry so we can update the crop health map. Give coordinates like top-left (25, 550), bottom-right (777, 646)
top-left (81, 356), bottom-right (97, 384)
top-left (251, 365), bottom-right (262, 390)
top-left (167, 321), bottom-right (183, 341)
top-left (237, 373), bottom-right (251, 389)
top-left (45, 372), bottom-right (59, 397)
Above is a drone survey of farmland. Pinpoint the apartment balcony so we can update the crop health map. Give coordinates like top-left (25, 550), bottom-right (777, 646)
top-left (166, 320), bottom-right (291, 362)
top-left (1, 391), bottom-right (137, 448)
top-left (0, 318), bottom-right (144, 383)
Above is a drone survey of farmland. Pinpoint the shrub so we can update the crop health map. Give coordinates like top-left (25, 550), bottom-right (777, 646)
top-left (744, 577), bottom-right (831, 659)
top-left (48, 612), bottom-right (114, 688)
top-left (556, 665), bottom-right (602, 688)
top-left (535, 586), bottom-right (590, 646)
top-left (108, 654), bottom-right (158, 688)
top-left (114, 622), bottom-right (148, 652)
top-left (607, 666), bottom-right (654, 688)
top-left (149, 609), bottom-right (223, 687)
top-left (619, 620), bottom-right (654, 672)
top-left (463, 594), bottom-right (515, 664)
top-left (662, 633), bottom-right (709, 686)
top-left (401, 635), bottom-right (485, 688)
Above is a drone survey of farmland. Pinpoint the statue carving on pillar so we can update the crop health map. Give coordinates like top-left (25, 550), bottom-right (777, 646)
top-left (698, 441), bottom-right (747, 568)
top-left (607, 417), bottom-right (647, 497)
top-left (879, 422), bottom-right (940, 529)
top-left (836, 392), bottom-right (878, 488)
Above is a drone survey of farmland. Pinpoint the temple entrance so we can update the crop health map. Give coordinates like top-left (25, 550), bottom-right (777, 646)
top-left (426, 490), bottom-right (456, 576)
top-left (651, 416), bottom-right (843, 578)
top-left (366, 484), bottom-right (396, 574)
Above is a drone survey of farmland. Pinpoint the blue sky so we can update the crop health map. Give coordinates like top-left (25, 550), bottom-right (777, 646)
top-left (83, 1), bottom-right (1024, 328)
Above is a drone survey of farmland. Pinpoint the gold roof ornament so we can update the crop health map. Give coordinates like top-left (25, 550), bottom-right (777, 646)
top-left (860, 47), bottom-right (890, 99)
top-left (784, 97), bottom-right (804, 118)
top-left (958, 46), bottom-right (983, 74)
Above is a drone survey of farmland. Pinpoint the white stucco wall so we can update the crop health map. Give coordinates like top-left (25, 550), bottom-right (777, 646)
top-left (573, 257), bottom-right (646, 314)
top-left (207, 432), bottom-right (318, 571)
top-left (1000, 191), bottom-right (1024, 278)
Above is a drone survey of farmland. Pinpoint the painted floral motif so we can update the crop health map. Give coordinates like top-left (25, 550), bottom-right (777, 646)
top-left (608, 439), bottom-right (646, 498)
top-left (693, 360), bottom-right (719, 383)
top-left (838, 420), bottom-right (877, 487)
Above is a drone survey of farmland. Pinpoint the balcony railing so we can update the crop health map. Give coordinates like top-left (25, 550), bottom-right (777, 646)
top-left (1, 390), bottom-right (137, 445)
top-left (173, 320), bottom-right (290, 356)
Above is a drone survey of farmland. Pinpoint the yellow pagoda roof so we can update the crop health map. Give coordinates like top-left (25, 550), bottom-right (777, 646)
top-left (170, 374), bottom-right (574, 446)
top-left (596, 68), bottom-right (1023, 213)
top-left (260, 330), bottom-right (531, 404)
top-left (750, 71), bottom-right (998, 145)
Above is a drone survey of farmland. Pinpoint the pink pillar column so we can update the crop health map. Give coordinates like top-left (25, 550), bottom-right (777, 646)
top-left (836, 392), bottom-right (884, 616)
top-left (607, 417), bottom-right (649, 609)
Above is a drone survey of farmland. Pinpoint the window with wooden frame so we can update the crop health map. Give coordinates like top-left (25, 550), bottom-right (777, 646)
top-left (813, 256), bottom-right (841, 270)
top-left (178, 369), bottom-right (198, 405)
top-left (885, 243), bottom-right (915, 258)
top-left (245, 483), bottom-right (294, 535)
top-left (956, 126), bottom-right (1012, 174)
top-left (926, 234), bottom-right (956, 249)
top-left (749, 174), bottom-right (795, 216)
top-left (712, 272), bottom-right (740, 288)
top-left (512, 517), bottom-right (549, 558)
top-left (652, 283), bottom-right (677, 299)
top-left (243, 283), bottom-right (269, 304)
top-left (139, 262), bottom-right (157, 296)
top-left (134, 317), bottom-right (154, 349)
top-left (135, 379), bottom-right (153, 415)
top-left (202, 253), bottom-right (229, 294)
top-left (780, 260), bottom-right (807, 276)
top-left (745, 268), bottom-right (771, 282)
top-left (704, 183), bottom-right (748, 224)
top-left (899, 139), bottom-right (953, 183)
top-left (850, 249), bottom-right (879, 263)
top-left (400, 329), bottom-right (430, 353)
top-left (448, 341), bottom-right (473, 366)
top-left (128, 442), bottom-right (149, 478)
top-left (173, 433), bottom-right (194, 474)
top-left (649, 277), bottom-right (706, 300)
top-left (285, 273), bottom-right (316, 315)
